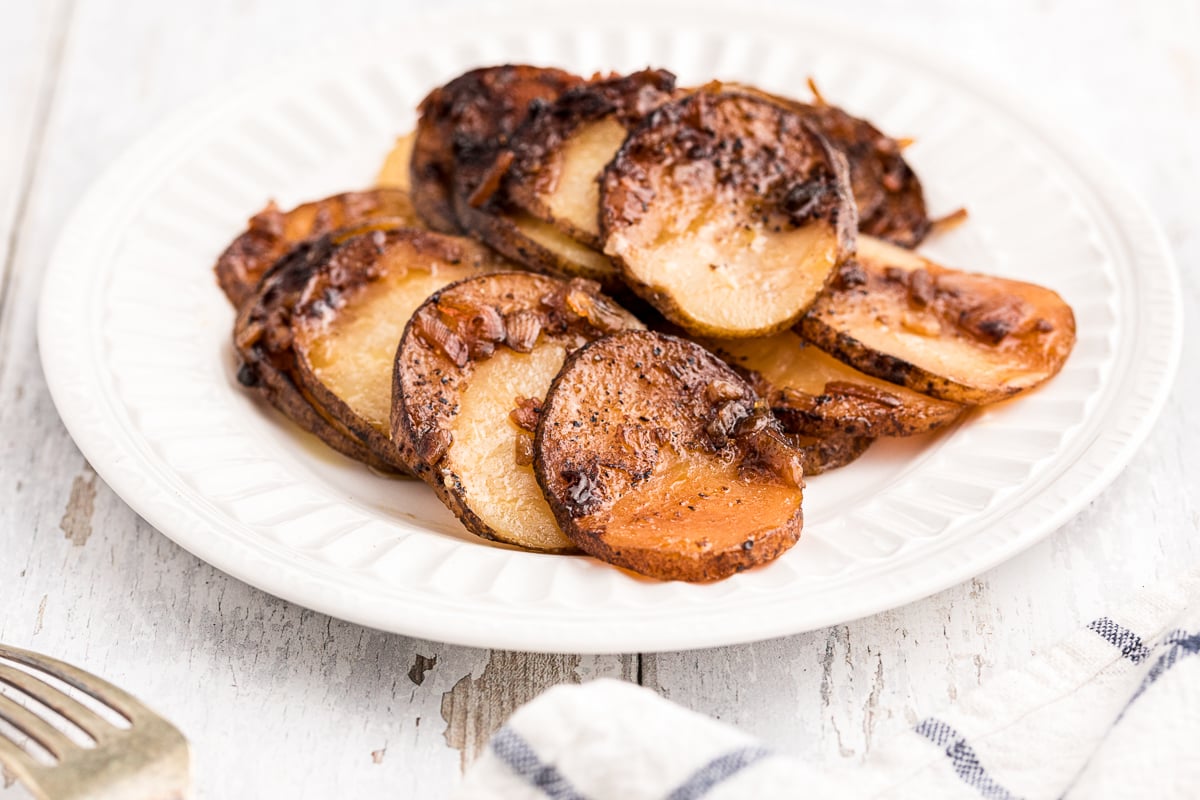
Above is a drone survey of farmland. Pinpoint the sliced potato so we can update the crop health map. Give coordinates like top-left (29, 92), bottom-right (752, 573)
top-left (376, 131), bottom-right (417, 190)
top-left (393, 272), bottom-right (642, 551)
top-left (709, 329), bottom-right (964, 437)
top-left (535, 330), bottom-right (806, 582)
top-left (505, 69), bottom-right (677, 248)
top-left (793, 432), bottom-right (874, 476)
top-left (411, 65), bottom-right (582, 233)
top-left (800, 236), bottom-right (1077, 404)
top-left (800, 101), bottom-right (929, 248)
top-left (289, 229), bottom-right (504, 469)
top-left (463, 208), bottom-right (621, 287)
top-left (214, 189), bottom-right (421, 308)
top-left (233, 228), bottom-right (401, 470)
top-left (600, 90), bottom-right (856, 338)
top-left (715, 81), bottom-right (931, 248)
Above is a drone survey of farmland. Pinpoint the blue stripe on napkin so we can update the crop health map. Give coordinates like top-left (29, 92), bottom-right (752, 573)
top-left (490, 726), bottom-right (587, 800)
top-left (665, 746), bottom-right (773, 800)
top-left (915, 718), bottom-right (1022, 800)
top-left (1086, 617), bottom-right (1151, 663)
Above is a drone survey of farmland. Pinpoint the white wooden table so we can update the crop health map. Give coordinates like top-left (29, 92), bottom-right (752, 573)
top-left (2, 1), bottom-right (1197, 796)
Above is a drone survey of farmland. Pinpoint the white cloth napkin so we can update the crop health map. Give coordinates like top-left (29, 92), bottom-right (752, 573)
top-left (456, 565), bottom-right (1200, 799)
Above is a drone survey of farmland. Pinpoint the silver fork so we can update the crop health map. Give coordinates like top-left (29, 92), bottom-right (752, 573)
top-left (0, 643), bottom-right (190, 800)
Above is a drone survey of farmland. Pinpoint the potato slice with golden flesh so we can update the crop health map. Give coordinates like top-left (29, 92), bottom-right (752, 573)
top-left (800, 236), bottom-right (1077, 404)
top-left (234, 226), bottom-right (410, 471)
top-left (376, 131), bottom-right (416, 191)
top-left (709, 329), bottom-right (964, 437)
top-left (535, 330), bottom-right (806, 582)
top-left (214, 189), bottom-right (422, 308)
top-left (504, 69), bottom-right (678, 248)
top-left (411, 65), bottom-right (583, 234)
top-left (288, 229), bottom-right (504, 470)
top-left (600, 90), bottom-right (856, 338)
top-left (393, 272), bottom-right (642, 551)
top-left (463, 208), bottom-right (621, 288)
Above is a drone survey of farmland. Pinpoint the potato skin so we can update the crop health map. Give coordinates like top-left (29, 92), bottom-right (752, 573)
top-left (599, 90), bottom-right (856, 338)
top-left (214, 189), bottom-right (420, 308)
top-left (459, 208), bottom-right (620, 288)
top-left (503, 68), bottom-right (678, 247)
top-left (393, 272), bottom-right (641, 549)
top-left (706, 332), bottom-right (964, 439)
top-left (799, 239), bottom-right (1077, 404)
top-left (289, 229), bottom-right (507, 471)
top-left (793, 103), bottom-right (929, 248)
top-left (233, 232), bottom-right (399, 470)
top-left (793, 432), bottom-right (874, 475)
top-left (411, 65), bottom-right (582, 234)
top-left (534, 331), bottom-right (806, 582)
top-left (717, 83), bottom-right (930, 247)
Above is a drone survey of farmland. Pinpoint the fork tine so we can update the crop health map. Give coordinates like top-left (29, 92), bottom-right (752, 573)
top-left (0, 730), bottom-right (41, 783)
top-left (0, 645), bottom-right (145, 723)
top-left (0, 692), bottom-right (77, 758)
top-left (0, 663), bottom-right (114, 743)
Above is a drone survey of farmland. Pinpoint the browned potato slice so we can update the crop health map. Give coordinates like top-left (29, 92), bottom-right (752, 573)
top-left (800, 236), bottom-right (1077, 404)
top-left (709, 329), bottom-right (964, 437)
top-left (289, 230), bottom-right (504, 469)
top-left (504, 69), bottom-right (678, 248)
top-left (234, 225), bottom-right (501, 471)
top-left (599, 90), bottom-right (856, 338)
top-left (393, 272), bottom-right (642, 551)
top-left (376, 131), bottom-right (416, 190)
top-left (716, 81), bottom-right (931, 247)
top-left (233, 229), bottom-right (398, 470)
top-left (411, 65), bottom-right (583, 233)
top-left (535, 330), bottom-right (806, 582)
top-left (214, 189), bottom-right (421, 308)
top-left (800, 101), bottom-right (929, 248)
top-left (793, 432), bottom-right (874, 475)
top-left (464, 208), bottom-right (621, 287)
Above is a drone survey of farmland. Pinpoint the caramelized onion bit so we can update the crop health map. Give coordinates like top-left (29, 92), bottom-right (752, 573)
top-left (509, 396), bottom-right (542, 432)
top-left (418, 426), bottom-right (452, 464)
top-left (415, 309), bottom-right (470, 367)
top-left (505, 309), bottom-right (543, 353)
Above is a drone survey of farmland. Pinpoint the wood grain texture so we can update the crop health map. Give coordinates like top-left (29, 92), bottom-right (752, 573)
top-left (1, 0), bottom-right (1197, 797)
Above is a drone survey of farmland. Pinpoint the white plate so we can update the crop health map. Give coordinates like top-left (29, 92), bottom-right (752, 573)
top-left (39, 5), bottom-right (1181, 653)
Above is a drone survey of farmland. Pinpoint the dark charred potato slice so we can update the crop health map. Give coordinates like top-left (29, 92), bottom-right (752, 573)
top-left (718, 81), bottom-right (931, 248)
top-left (504, 69), bottom-right (678, 248)
top-left (411, 65), bottom-right (582, 233)
top-left (394, 272), bottom-right (642, 551)
top-left (535, 330), bottom-right (806, 582)
top-left (800, 236), bottom-right (1076, 404)
top-left (800, 102), bottom-right (929, 248)
top-left (709, 329), bottom-right (964, 437)
top-left (214, 189), bottom-right (421, 308)
top-left (600, 90), bottom-right (856, 338)
top-left (793, 432), bottom-right (874, 476)
top-left (288, 229), bottom-right (502, 469)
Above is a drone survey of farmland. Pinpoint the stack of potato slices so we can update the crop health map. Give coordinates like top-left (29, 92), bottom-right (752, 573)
top-left (216, 65), bottom-right (1075, 582)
